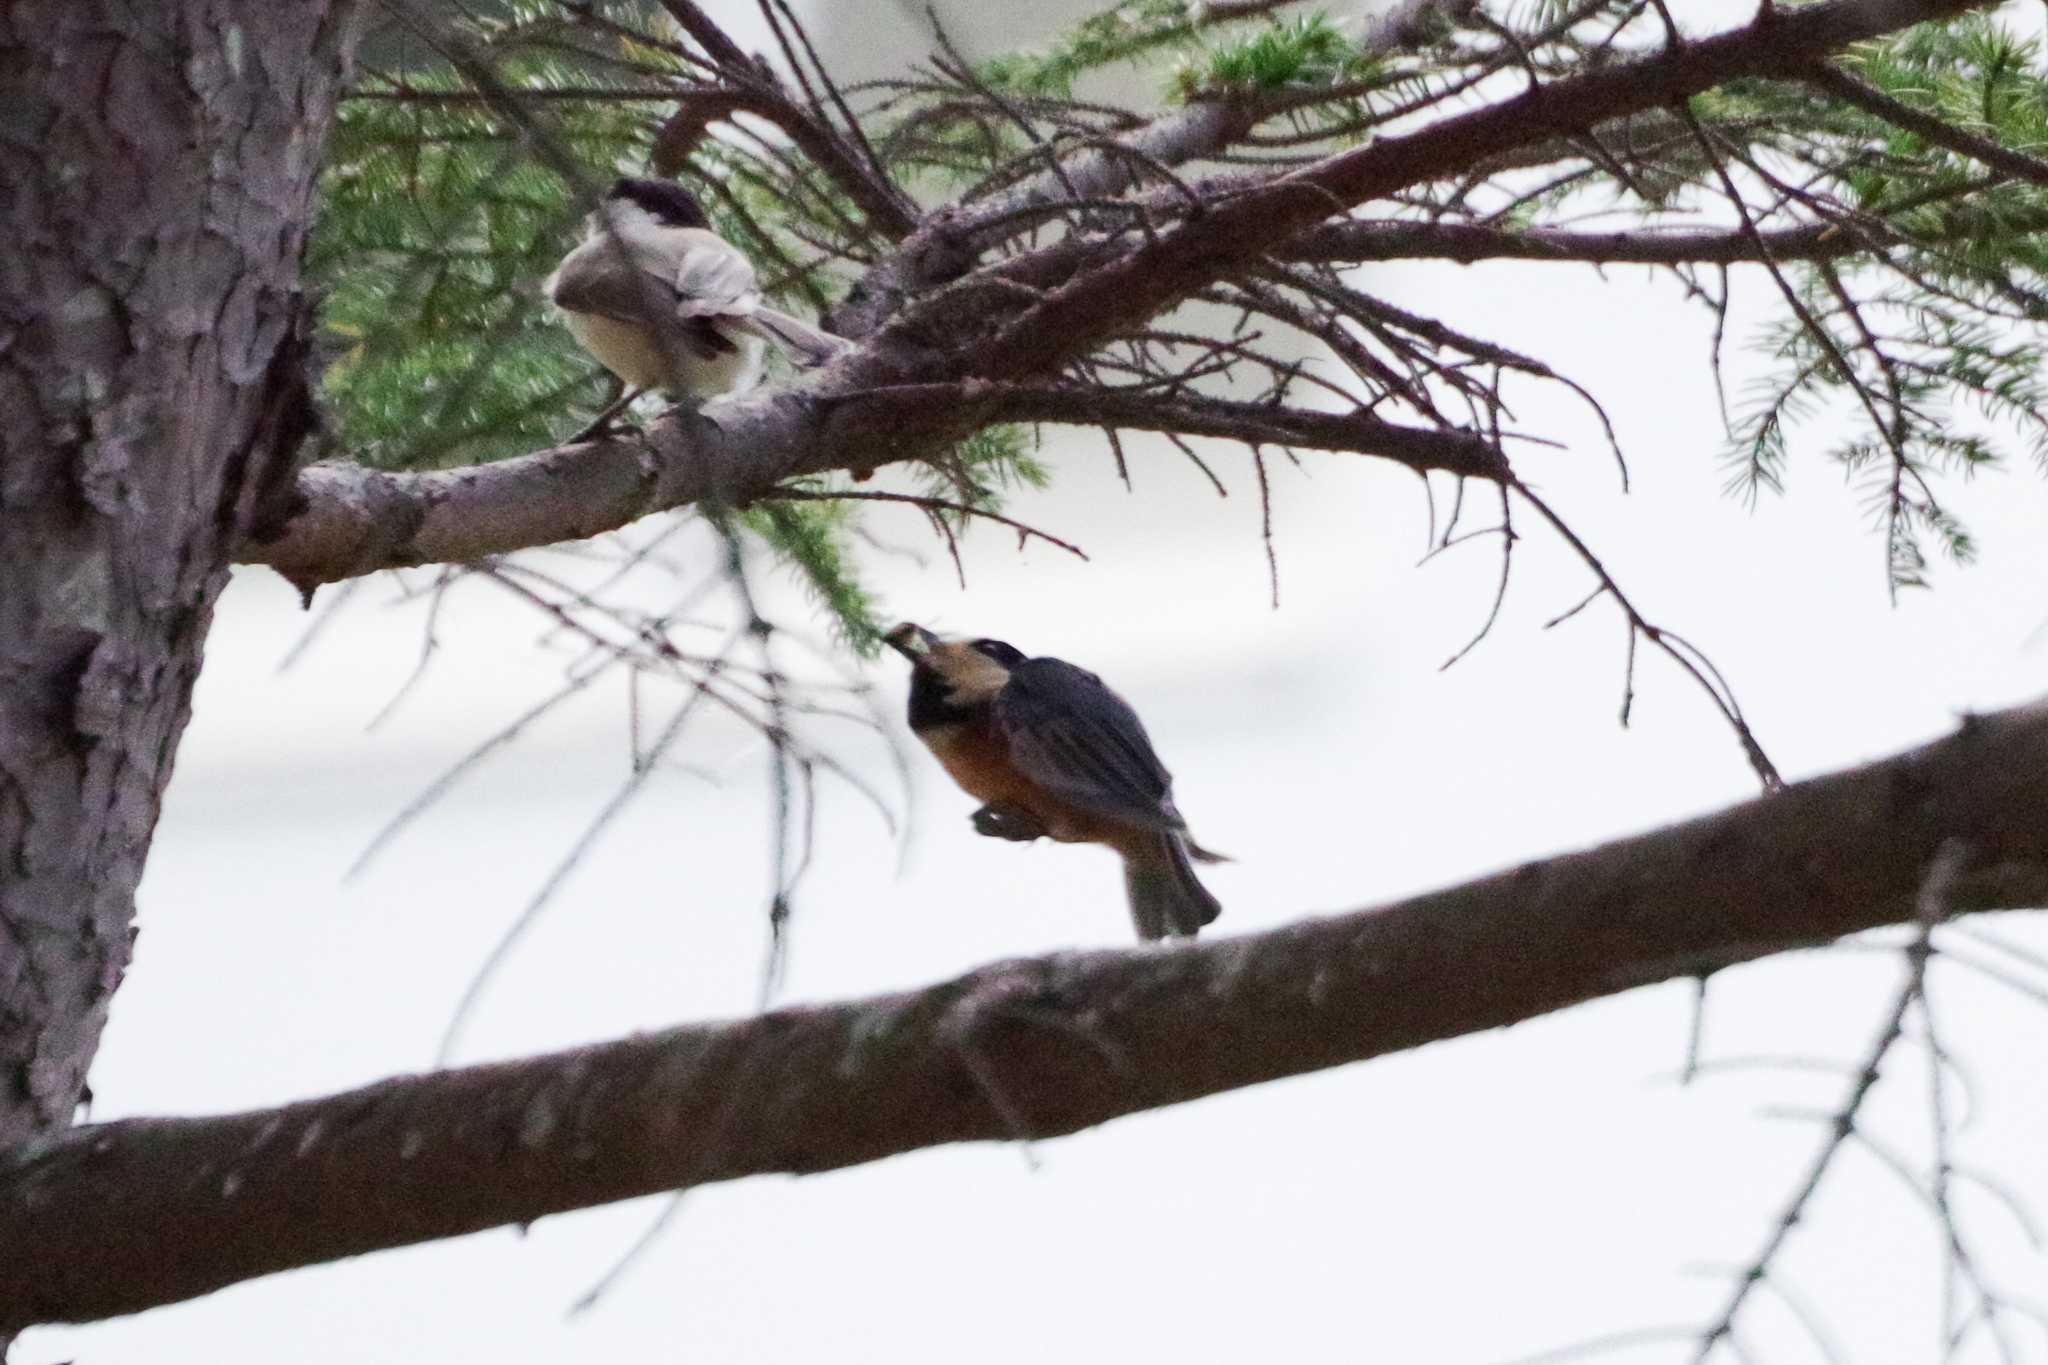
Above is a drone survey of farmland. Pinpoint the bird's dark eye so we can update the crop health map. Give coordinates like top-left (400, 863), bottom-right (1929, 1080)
top-left (970, 638), bottom-right (1025, 666)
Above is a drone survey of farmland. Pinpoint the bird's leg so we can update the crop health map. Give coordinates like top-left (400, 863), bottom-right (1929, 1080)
top-left (972, 801), bottom-right (1047, 843)
top-left (665, 393), bottom-right (723, 429)
top-left (566, 382), bottom-right (642, 443)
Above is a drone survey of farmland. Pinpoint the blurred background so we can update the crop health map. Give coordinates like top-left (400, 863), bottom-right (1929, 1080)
top-left (26, 2), bottom-right (2048, 1362)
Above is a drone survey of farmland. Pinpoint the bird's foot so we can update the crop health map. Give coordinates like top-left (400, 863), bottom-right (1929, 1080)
top-left (972, 802), bottom-right (1047, 843)
top-left (566, 386), bottom-right (644, 444)
top-left (566, 413), bottom-right (632, 443)
top-left (670, 394), bottom-right (731, 431)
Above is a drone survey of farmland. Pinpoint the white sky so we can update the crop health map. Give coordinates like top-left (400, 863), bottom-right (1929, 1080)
top-left (26, 2), bottom-right (2048, 1362)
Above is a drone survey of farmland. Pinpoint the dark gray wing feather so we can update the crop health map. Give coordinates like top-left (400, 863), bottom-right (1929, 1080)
top-left (546, 240), bottom-right (735, 358)
top-left (994, 658), bottom-right (1183, 832)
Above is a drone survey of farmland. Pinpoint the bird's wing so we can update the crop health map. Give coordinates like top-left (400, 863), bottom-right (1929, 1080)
top-left (548, 233), bottom-right (758, 321)
top-left (669, 236), bottom-right (761, 319)
top-left (546, 239), bottom-right (736, 359)
top-left (993, 658), bottom-right (1183, 832)
top-left (546, 239), bottom-right (671, 325)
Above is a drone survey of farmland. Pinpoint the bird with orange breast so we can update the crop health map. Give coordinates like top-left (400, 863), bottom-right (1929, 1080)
top-left (885, 623), bottom-right (1225, 941)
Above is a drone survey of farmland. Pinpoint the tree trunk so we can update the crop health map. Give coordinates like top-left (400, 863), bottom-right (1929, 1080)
top-left (0, 1), bottom-right (360, 1149)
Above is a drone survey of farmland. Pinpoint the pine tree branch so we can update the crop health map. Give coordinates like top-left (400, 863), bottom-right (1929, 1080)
top-left (967, 0), bottom-right (1996, 378)
top-left (831, 98), bottom-right (1264, 337)
top-left (5, 700), bottom-right (2047, 1329)
top-left (1276, 218), bottom-right (1866, 265)
top-left (1358, 0), bottom-right (1476, 50)
top-left (240, 380), bottom-right (1503, 587)
top-left (636, 0), bottom-right (919, 241)
top-left (253, 0), bottom-right (1995, 588)
top-left (241, 379), bottom-right (964, 591)
top-left (832, 0), bottom-right (1479, 336)
top-left (1806, 60), bottom-right (2048, 191)
top-left (650, 82), bottom-right (919, 238)
top-left (652, 0), bottom-right (751, 71)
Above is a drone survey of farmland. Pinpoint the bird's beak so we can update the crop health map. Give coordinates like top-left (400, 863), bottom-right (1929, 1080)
top-left (884, 622), bottom-right (939, 660)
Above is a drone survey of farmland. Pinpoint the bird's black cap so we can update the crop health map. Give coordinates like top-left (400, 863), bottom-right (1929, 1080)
top-left (607, 177), bottom-right (711, 229)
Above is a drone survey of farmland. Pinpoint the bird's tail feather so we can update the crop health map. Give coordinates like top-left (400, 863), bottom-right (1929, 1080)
top-left (1123, 833), bottom-right (1223, 941)
top-left (737, 307), bottom-right (852, 366)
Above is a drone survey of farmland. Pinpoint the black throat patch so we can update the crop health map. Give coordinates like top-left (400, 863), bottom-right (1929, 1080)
top-left (905, 665), bottom-right (988, 730)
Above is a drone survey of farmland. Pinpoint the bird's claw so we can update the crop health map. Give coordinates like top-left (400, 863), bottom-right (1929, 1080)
top-left (566, 385), bottom-right (644, 444)
top-left (566, 412), bottom-right (633, 444)
top-left (972, 802), bottom-right (1046, 843)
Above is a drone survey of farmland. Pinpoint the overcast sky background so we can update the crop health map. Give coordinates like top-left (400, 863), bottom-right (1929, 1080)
top-left (26, 2), bottom-right (2048, 1362)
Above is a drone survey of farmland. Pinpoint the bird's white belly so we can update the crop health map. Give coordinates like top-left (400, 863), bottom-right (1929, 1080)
top-left (562, 311), bottom-right (760, 397)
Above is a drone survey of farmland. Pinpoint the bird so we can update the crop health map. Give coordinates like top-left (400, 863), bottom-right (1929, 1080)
top-left (544, 177), bottom-right (848, 419)
top-left (885, 623), bottom-right (1225, 941)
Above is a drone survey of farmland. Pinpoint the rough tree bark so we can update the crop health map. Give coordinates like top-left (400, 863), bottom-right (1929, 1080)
top-left (0, 1), bottom-right (362, 1148)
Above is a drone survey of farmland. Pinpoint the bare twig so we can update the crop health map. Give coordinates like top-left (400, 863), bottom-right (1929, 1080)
top-left (759, 486), bottom-right (1089, 560)
top-left (1686, 841), bottom-right (1968, 1364)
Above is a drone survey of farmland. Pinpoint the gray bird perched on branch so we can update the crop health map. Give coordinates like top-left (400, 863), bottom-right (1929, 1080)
top-left (545, 177), bottom-right (848, 411)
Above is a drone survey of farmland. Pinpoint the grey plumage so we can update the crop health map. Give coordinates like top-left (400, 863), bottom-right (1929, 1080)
top-left (1123, 831), bottom-right (1223, 941)
top-left (731, 307), bottom-right (852, 366)
top-left (995, 657), bottom-right (1226, 941)
top-left (545, 178), bottom-right (849, 397)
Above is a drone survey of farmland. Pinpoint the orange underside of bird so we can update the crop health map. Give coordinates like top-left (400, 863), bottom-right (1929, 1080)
top-left (884, 622), bottom-right (1224, 942)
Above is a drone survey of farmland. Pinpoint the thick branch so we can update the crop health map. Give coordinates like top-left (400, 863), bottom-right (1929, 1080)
top-left (240, 378), bottom-right (982, 588)
top-left (241, 375), bottom-right (1506, 584)
top-left (6, 701), bottom-right (2048, 1328)
top-left (1277, 218), bottom-right (1863, 266)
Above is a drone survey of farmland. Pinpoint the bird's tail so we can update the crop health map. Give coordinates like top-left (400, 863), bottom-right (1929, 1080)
top-left (1123, 832), bottom-right (1223, 942)
top-left (736, 306), bottom-right (852, 367)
